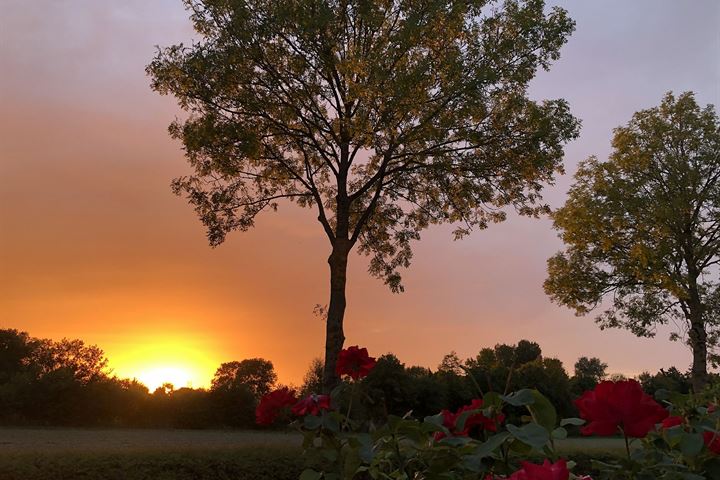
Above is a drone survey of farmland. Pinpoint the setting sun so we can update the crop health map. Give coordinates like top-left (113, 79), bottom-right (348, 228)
top-left (107, 334), bottom-right (219, 391)
top-left (137, 366), bottom-right (193, 391)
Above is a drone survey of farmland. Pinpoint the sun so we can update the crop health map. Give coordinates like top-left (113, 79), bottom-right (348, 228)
top-left (137, 366), bottom-right (193, 392)
top-left (108, 334), bottom-right (218, 392)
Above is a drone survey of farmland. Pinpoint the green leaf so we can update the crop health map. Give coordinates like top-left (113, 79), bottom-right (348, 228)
top-left (321, 412), bottom-right (340, 433)
top-left (299, 469), bottom-right (322, 480)
top-left (506, 423), bottom-right (550, 450)
top-left (304, 415), bottom-right (322, 430)
top-left (482, 391), bottom-right (503, 409)
top-left (551, 427), bottom-right (568, 439)
top-left (560, 417), bottom-right (585, 427)
top-left (680, 432), bottom-right (704, 457)
top-left (438, 436), bottom-right (472, 447)
top-left (424, 413), bottom-right (445, 427)
top-left (475, 431), bottom-right (511, 458)
top-left (501, 389), bottom-right (535, 406)
top-left (527, 390), bottom-right (557, 431)
top-left (509, 438), bottom-right (533, 455)
top-left (665, 425), bottom-right (685, 447)
top-left (455, 409), bottom-right (474, 433)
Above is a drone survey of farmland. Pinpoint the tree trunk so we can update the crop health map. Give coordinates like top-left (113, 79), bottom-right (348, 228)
top-left (688, 309), bottom-right (708, 393)
top-left (685, 256), bottom-right (709, 393)
top-left (322, 240), bottom-right (350, 392)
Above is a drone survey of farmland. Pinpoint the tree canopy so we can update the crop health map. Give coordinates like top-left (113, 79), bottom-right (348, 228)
top-left (210, 358), bottom-right (277, 397)
top-left (148, 0), bottom-right (579, 390)
top-left (545, 92), bottom-right (720, 390)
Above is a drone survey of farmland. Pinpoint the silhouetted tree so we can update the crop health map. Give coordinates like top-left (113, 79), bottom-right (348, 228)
top-left (148, 0), bottom-right (580, 391)
top-left (570, 356), bottom-right (607, 395)
top-left (33, 338), bottom-right (109, 384)
top-left (574, 357), bottom-right (608, 380)
top-left (406, 366), bottom-right (446, 418)
top-left (0, 330), bottom-right (37, 383)
top-left (515, 340), bottom-right (542, 365)
top-left (545, 92), bottom-right (720, 391)
top-left (211, 358), bottom-right (277, 398)
top-left (437, 352), bottom-right (473, 410)
top-left (300, 357), bottom-right (324, 396)
top-left (363, 354), bottom-right (413, 420)
top-left (438, 351), bottom-right (464, 375)
top-left (639, 367), bottom-right (692, 396)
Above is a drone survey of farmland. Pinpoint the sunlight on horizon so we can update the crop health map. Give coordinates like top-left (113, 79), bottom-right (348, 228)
top-left (136, 366), bottom-right (193, 391)
top-left (108, 335), bottom-right (218, 391)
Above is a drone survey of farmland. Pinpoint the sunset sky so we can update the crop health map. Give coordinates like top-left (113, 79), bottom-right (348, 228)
top-left (1, 1), bottom-right (719, 391)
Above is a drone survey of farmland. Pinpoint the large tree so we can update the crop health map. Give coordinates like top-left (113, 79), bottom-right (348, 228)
top-left (210, 358), bottom-right (277, 397)
top-left (545, 92), bottom-right (720, 391)
top-left (148, 0), bottom-right (579, 391)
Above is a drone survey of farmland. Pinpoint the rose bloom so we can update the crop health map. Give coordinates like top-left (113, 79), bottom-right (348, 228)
top-left (661, 415), bottom-right (684, 429)
top-left (575, 379), bottom-right (668, 438)
top-left (291, 394), bottom-right (331, 416)
top-left (704, 431), bottom-right (720, 454)
top-left (255, 387), bottom-right (297, 425)
top-left (336, 346), bottom-right (376, 380)
top-left (434, 398), bottom-right (505, 440)
top-left (508, 459), bottom-right (570, 480)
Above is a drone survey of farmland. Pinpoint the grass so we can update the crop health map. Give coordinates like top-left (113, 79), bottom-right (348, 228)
top-left (0, 428), bottom-right (304, 480)
top-left (0, 447), bottom-right (304, 480)
top-left (0, 428), bottom-right (626, 479)
top-left (556, 436), bottom-right (628, 455)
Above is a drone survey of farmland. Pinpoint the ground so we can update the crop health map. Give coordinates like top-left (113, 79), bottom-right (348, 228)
top-left (0, 428), bottom-right (624, 479)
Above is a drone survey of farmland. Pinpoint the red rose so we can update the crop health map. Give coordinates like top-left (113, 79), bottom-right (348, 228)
top-left (434, 398), bottom-right (505, 440)
top-left (460, 399), bottom-right (506, 433)
top-left (336, 346), bottom-right (376, 380)
top-left (291, 394), bottom-right (331, 416)
top-left (661, 415), bottom-right (684, 429)
top-left (508, 459), bottom-right (570, 480)
top-left (704, 431), bottom-right (720, 454)
top-left (574, 380), bottom-right (668, 438)
top-left (434, 409), bottom-right (460, 440)
top-left (255, 387), bottom-right (297, 425)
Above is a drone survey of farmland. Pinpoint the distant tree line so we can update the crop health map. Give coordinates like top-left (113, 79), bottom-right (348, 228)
top-left (0, 329), bottom-right (699, 428)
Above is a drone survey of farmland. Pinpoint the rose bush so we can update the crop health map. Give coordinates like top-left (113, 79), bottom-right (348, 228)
top-left (435, 398), bottom-right (506, 440)
top-left (255, 386), bottom-right (297, 425)
top-left (257, 347), bottom-right (720, 479)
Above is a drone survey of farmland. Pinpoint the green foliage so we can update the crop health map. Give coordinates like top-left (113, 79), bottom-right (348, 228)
top-left (297, 384), bottom-right (586, 479)
top-left (148, 0), bottom-right (579, 293)
top-left (464, 340), bottom-right (574, 418)
top-left (639, 368), bottom-right (693, 397)
top-left (148, 0), bottom-right (579, 392)
top-left (297, 383), bottom-right (720, 479)
top-left (545, 92), bottom-right (720, 388)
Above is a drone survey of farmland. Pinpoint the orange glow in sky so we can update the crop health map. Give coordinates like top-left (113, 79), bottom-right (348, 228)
top-left (1, 1), bottom-right (719, 387)
top-left (108, 334), bottom-right (219, 391)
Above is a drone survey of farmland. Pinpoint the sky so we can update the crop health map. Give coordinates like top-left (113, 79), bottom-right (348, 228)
top-left (1, 1), bottom-right (719, 390)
